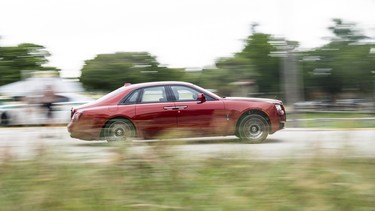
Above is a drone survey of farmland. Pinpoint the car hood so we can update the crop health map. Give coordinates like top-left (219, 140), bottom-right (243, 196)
top-left (223, 97), bottom-right (282, 104)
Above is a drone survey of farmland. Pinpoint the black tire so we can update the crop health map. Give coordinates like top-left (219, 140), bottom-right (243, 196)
top-left (104, 118), bottom-right (136, 142)
top-left (237, 114), bottom-right (269, 143)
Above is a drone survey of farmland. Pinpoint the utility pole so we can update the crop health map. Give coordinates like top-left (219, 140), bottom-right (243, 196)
top-left (271, 38), bottom-right (303, 127)
top-left (372, 71), bottom-right (375, 113)
top-left (281, 43), bottom-right (302, 127)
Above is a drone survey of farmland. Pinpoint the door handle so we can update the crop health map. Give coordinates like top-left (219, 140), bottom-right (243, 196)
top-left (163, 106), bottom-right (188, 110)
top-left (163, 106), bottom-right (177, 110)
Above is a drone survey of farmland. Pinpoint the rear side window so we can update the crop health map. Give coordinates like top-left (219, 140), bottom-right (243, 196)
top-left (123, 90), bottom-right (140, 104)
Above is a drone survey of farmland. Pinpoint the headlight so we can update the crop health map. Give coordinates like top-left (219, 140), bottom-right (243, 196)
top-left (275, 104), bottom-right (285, 115)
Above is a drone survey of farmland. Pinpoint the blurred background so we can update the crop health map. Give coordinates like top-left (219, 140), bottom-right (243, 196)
top-left (0, 1), bottom-right (375, 210)
top-left (1, 1), bottom-right (374, 122)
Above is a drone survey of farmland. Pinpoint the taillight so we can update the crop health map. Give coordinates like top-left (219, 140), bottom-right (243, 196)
top-left (72, 111), bottom-right (83, 121)
top-left (275, 104), bottom-right (285, 116)
top-left (70, 108), bottom-right (75, 118)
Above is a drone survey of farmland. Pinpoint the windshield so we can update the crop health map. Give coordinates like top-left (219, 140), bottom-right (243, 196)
top-left (192, 84), bottom-right (221, 100)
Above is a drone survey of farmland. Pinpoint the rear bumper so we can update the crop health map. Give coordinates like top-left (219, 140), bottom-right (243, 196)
top-left (67, 120), bottom-right (102, 141)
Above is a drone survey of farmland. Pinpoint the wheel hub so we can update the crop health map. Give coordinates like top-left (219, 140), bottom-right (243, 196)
top-left (106, 120), bottom-right (135, 142)
top-left (114, 128), bottom-right (125, 137)
top-left (251, 126), bottom-right (258, 133)
top-left (248, 124), bottom-right (262, 138)
top-left (239, 115), bottom-right (269, 143)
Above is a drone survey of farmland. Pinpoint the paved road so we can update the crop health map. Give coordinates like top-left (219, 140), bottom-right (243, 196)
top-left (0, 127), bottom-right (374, 162)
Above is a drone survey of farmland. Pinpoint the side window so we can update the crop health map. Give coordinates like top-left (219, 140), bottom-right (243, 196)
top-left (124, 90), bottom-right (140, 104)
top-left (141, 86), bottom-right (167, 103)
top-left (121, 90), bottom-right (141, 104)
top-left (171, 86), bottom-right (200, 101)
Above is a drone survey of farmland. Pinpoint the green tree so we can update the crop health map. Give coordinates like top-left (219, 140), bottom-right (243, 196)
top-left (328, 18), bottom-right (368, 42)
top-left (205, 25), bottom-right (293, 97)
top-left (80, 52), bottom-right (184, 91)
top-left (237, 32), bottom-right (282, 94)
top-left (189, 25), bottom-right (296, 97)
top-left (0, 42), bottom-right (58, 86)
top-left (301, 19), bottom-right (375, 100)
top-left (210, 57), bottom-right (256, 96)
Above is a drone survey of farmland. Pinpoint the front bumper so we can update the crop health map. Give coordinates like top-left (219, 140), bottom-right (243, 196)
top-left (279, 121), bottom-right (286, 129)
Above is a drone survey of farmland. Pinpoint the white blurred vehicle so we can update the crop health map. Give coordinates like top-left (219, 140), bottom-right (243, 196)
top-left (293, 101), bottom-right (321, 110)
top-left (294, 99), bottom-right (374, 112)
top-left (336, 99), bottom-right (375, 111)
top-left (0, 93), bottom-right (93, 126)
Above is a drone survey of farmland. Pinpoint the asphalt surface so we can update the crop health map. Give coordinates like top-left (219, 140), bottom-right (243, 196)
top-left (0, 126), bottom-right (374, 162)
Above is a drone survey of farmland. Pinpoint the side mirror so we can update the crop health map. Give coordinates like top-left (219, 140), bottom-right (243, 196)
top-left (196, 93), bottom-right (206, 104)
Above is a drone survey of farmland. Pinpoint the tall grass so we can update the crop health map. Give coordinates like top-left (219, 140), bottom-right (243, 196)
top-left (0, 143), bottom-right (374, 211)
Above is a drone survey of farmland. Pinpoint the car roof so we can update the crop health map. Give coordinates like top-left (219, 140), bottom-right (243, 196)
top-left (127, 81), bottom-right (194, 89)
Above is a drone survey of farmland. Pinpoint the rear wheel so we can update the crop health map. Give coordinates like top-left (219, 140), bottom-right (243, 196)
top-left (237, 114), bottom-right (269, 143)
top-left (104, 118), bottom-right (136, 142)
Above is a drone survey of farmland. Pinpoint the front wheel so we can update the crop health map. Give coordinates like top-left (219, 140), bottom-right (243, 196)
top-left (104, 118), bottom-right (136, 142)
top-left (237, 114), bottom-right (269, 143)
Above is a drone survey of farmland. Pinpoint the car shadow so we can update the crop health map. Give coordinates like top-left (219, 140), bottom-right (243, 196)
top-left (74, 141), bottom-right (111, 147)
top-left (154, 138), bottom-right (240, 145)
top-left (174, 138), bottom-right (284, 145)
top-left (74, 137), bottom-right (283, 147)
top-left (262, 138), bottom-right (283, 144)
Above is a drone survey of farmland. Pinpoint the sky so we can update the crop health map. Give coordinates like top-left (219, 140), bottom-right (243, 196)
top-left (1, 0), bottom-right (375, 77)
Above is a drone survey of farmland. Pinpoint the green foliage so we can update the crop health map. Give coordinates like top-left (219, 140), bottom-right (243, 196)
top-left (301, 19), bottom-right (375, 100)
top-left (0, 145), bottom-right (374, 210)
top-left (78, 28), bottom-right (287, 96)
top-left (187, 57), bottom-right (256, 96)
top-left (238, 33), bottom-right (283, 94)
top-left (3, 18), bottom-right (372, 100)
top-left (188, 32), bottom-right (286, 97)
top-left (79, 18), bottom-right (374, 99)
top-left (80, 52), bottom-right (185, 91)
top-left (329, 18), bottom-right (368, 42)
top-left (0, 42), bottom-right (58, 86)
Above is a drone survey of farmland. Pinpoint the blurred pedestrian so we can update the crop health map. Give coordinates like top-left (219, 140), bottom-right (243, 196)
top-left (40, 85), bottom-right (57, 126)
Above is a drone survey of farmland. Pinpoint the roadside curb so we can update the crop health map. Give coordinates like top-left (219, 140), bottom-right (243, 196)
top-left (284, 128), bottom-right (375, 131)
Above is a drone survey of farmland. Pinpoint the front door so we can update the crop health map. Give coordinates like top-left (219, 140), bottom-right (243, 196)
top-left (170, 85), bottom-right (226, 136)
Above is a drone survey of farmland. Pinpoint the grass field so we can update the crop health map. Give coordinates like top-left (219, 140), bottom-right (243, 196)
top-left (290, 112), bottom-right (375, 128)
top-left (1, 144), bottom-right (374, 210)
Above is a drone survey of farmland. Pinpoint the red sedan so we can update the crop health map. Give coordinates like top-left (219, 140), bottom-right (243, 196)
top-left (68, 81), bottom-right (286, 143)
